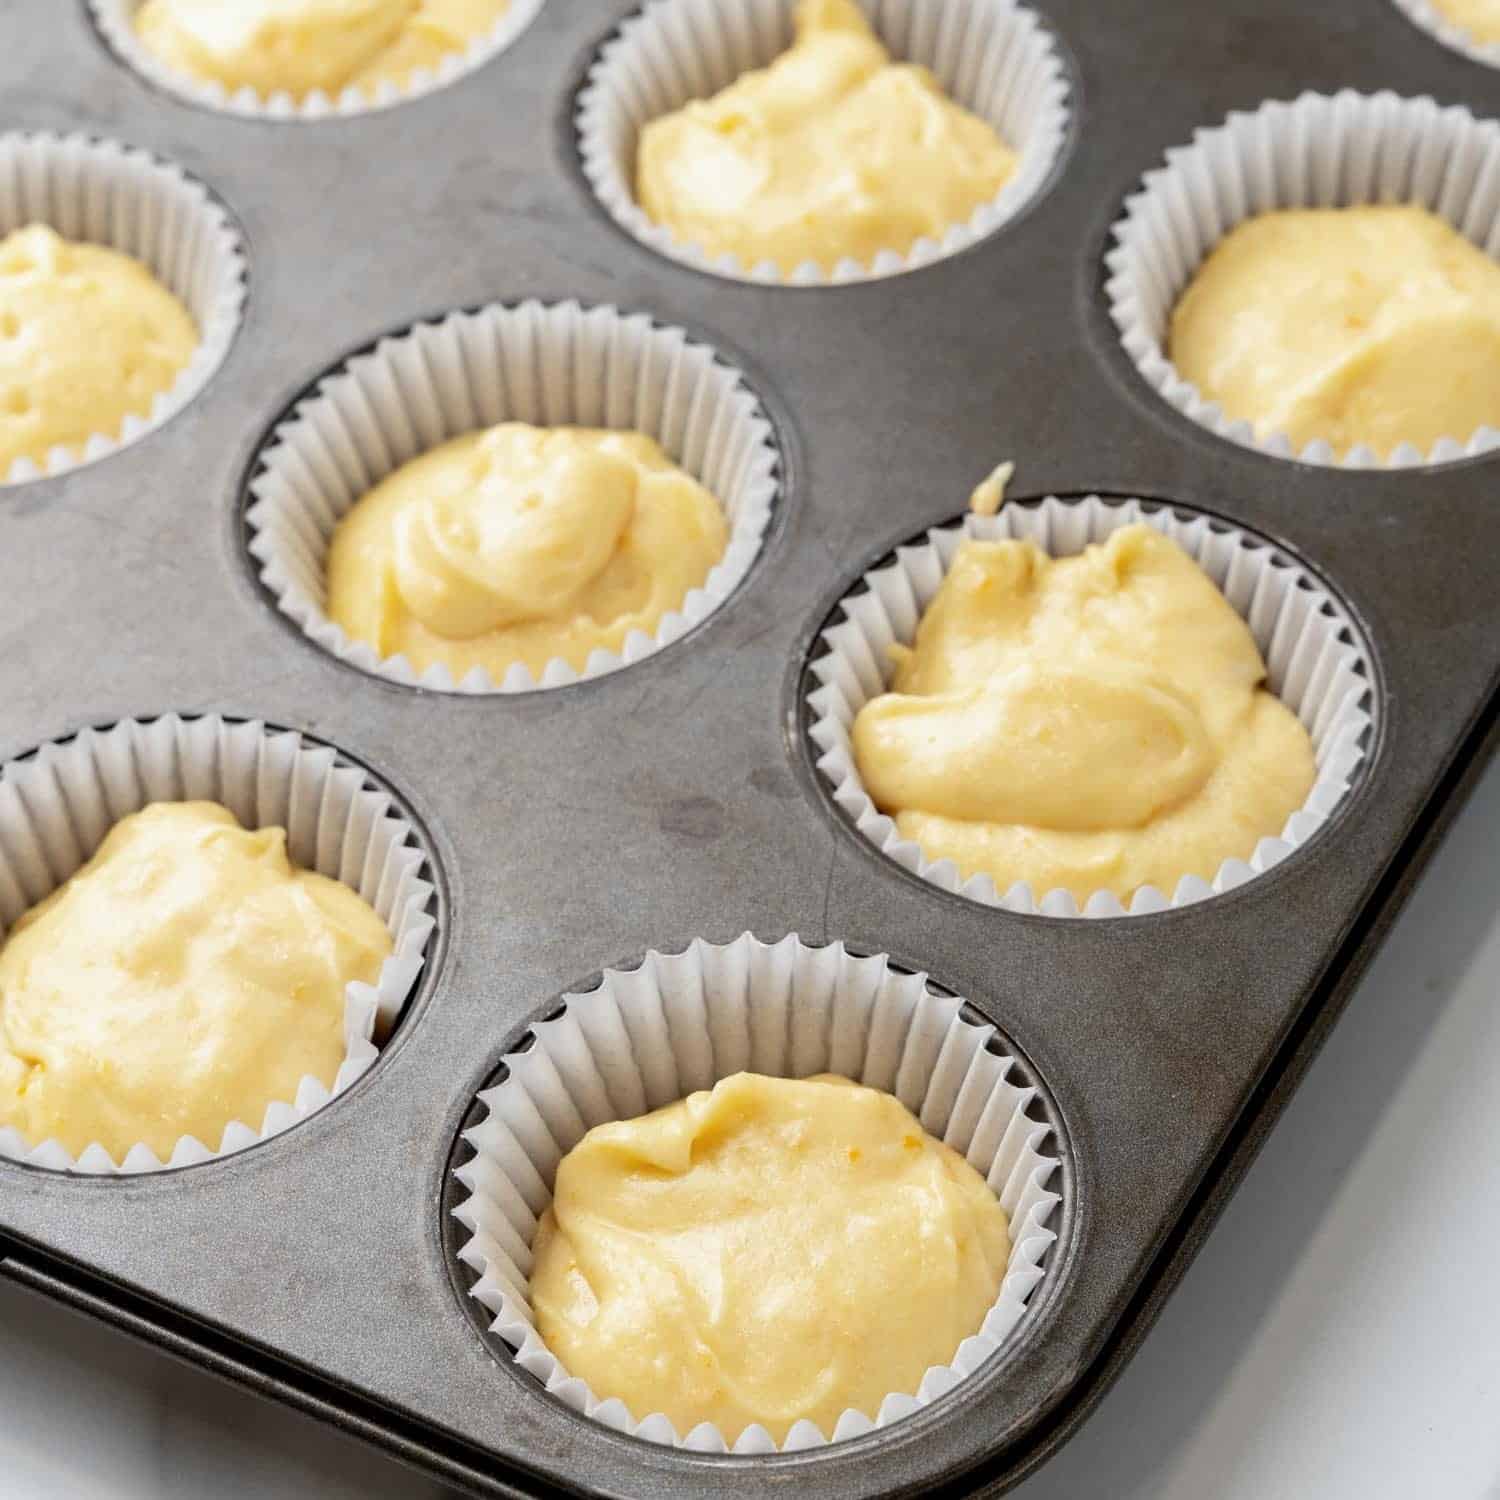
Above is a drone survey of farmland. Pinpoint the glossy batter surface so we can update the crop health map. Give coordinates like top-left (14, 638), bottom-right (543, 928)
top-left (134, 0), bottom-right (510, 99)
top-left (530, 1072), bottom-right (1010, 1442)
top-left (852, 525), bottom-right (1316, 902)
top-left (1170, 205), bottom-right (1500, 458)
top-left (0, 224), bottom-right (196, 474)
top-left (1430, 0), bottom-right (1500, 41)
top-left (326, 423), bottom-right (729, 679)
top-left (0, 802), bottom-right (391, 1160)
top-left (636, 0), bottom-right (1016, 274)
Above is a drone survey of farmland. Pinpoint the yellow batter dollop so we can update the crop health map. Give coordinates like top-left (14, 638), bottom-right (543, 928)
top-left (0, 224), bottom-right (196, 475)
top-left (636, 0), bottom-right (1017, 275)
top-left (1430, 0), bottom-right (1500, 42)
top-left (1169, 205), bottom-right (1500, 458)
top-left (531, 1072), bottom-right (1009, 1442)
top-left (326, 423), bottom-right (729, 680)
top-left (0, 802), bottom-right (392, 1161)
top-left (134, 0), bottom-right (510, 100)
top-left (851, 525), bottom-right (1316, 903)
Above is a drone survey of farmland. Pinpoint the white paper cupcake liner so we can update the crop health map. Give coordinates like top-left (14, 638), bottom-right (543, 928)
top-left (1106, 90), bottom-right (1500, 469)
top-left (0, 131), bottom-right (245, 486)
top-left (90, 0), bottom-right (546, 121)
top-left (1389, 0), bottom-right (1500, 70)
top-left (452, 932), bottom-right (1064, 1451)
top-left (577, 0), bottom-right (1071, 285)
top-left (0, 714), bottom-right (437, 1174)
top-left (245, 300), bottom-right (781, 693)
top-left (807, 497), bottom-right (1375, 919)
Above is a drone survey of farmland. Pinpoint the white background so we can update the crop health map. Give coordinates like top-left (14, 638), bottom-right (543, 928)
top-left (3, 758), bottom-right (1498, 1499)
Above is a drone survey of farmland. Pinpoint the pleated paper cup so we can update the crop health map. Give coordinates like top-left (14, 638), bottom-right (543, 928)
top-left (807, 497), bottom-right (1375, 919)
top-left (1106, 91), bottom-right (1500, 469)
top-left (0, 131), bottom-right (246, 486)
top-left (0, 714), bottom-right (437, 1174)
top-left (452, 932), bottom-right (1065, 1451)
top-left (90, 0), bottom-right (546, 121)
top-left (577, 0), bottom-right (1072, 285)
top-left (245, 300), bottom-right (781, 693)
top-left (1388, 0), bottom-right (1500, 70)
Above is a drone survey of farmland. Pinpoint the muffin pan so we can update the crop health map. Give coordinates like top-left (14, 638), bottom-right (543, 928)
top-left (0, 1), bottom-right (1498, 1496)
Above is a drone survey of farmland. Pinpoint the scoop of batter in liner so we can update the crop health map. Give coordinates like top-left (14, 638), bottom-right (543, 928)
top-left (1169, 204), bottom-right (1500, 459)
top-left (134, 0), bottom-right (511, 100)
top-left (530, 1072), bottom-right (1011, 1442)
top-left (0, 802), bottom-right (391, 1161)
top-left (326, 423), bottom-right (729, 680)
top-left (636, 0), bottom-right (1017, 274)
top-left (0, 223), bottom-right (196, 474)
top-left (851, 524), bottom-right (1316, 903)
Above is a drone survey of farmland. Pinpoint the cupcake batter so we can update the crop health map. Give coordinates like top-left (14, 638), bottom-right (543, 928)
top-left (530, 1072), bottom-right (1010, 1442)
top-left (851, 525), bottom-right (1315, 903)
top-left (636, 0), bottom-right (1017, 274)
top-left (0, 802), bottom-right (392, 1161)
top-left (134, 0), bottom-right (510, 100)
top-left (0, 223), bottom-right (196, 475)
top-left (1429, 0), bottom-right (1500, 42)
top-left (326, 423), bottom-right (729, 679)
top-left (1169, 204), bottom-right (1500, 458)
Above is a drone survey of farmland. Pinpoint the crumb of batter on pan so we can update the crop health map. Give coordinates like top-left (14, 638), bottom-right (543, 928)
top-left (968, 460), bottom-right (1014, 516)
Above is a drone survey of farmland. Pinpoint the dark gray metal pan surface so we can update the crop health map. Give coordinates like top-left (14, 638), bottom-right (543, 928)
top-left (1, 2), bottom-right (1497, 1495)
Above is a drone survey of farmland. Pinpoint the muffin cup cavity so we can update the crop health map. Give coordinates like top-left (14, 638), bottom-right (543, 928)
top-left (451, 932), bottom-right (1065, 1452)
top-left (0, 131), bottom-right (245, 486)
top-left (0, 714), bottom-right (437, 1174)
top-left (1106, 91), bottom-right (1500, 469)
top-left (244, 300), bottom-right (781, 693)
top-left (576, 0), bottom-right (1071, 286)
top-left (806, 496), bottom-right (1375, 919)
top-left (89, 0), bottom-right (546, 121)
top-left (1388, 0), bottom-right (1500, 70)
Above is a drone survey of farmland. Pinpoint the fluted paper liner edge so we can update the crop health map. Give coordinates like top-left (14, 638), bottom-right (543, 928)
top-left (91, 0), bottom-right (546, 120)
top-left (1105, 90), bottom-right (1500, 469)
top-left (807, 497), bottom-right (1375, 918)
top-left (451, 932), bottom-right (1064, 1451)
top-left (577, 0), bottom-right (1071, 286)
top-left (1388, 0), bottom-right (1500, 71)
top-left (0, 131), bottom-right (245, 486)
top-left (245, 300), bottom-right (780, 694)
top-left (0, 714), bottom-right (436, 1174)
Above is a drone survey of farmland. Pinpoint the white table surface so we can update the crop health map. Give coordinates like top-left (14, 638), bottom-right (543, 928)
top-left (4, 758), bottom-right (1499, 1500)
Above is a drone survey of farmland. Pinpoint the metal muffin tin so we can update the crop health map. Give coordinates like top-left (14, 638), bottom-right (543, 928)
top-left (1, 1), bottom-right (1497, 1495)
